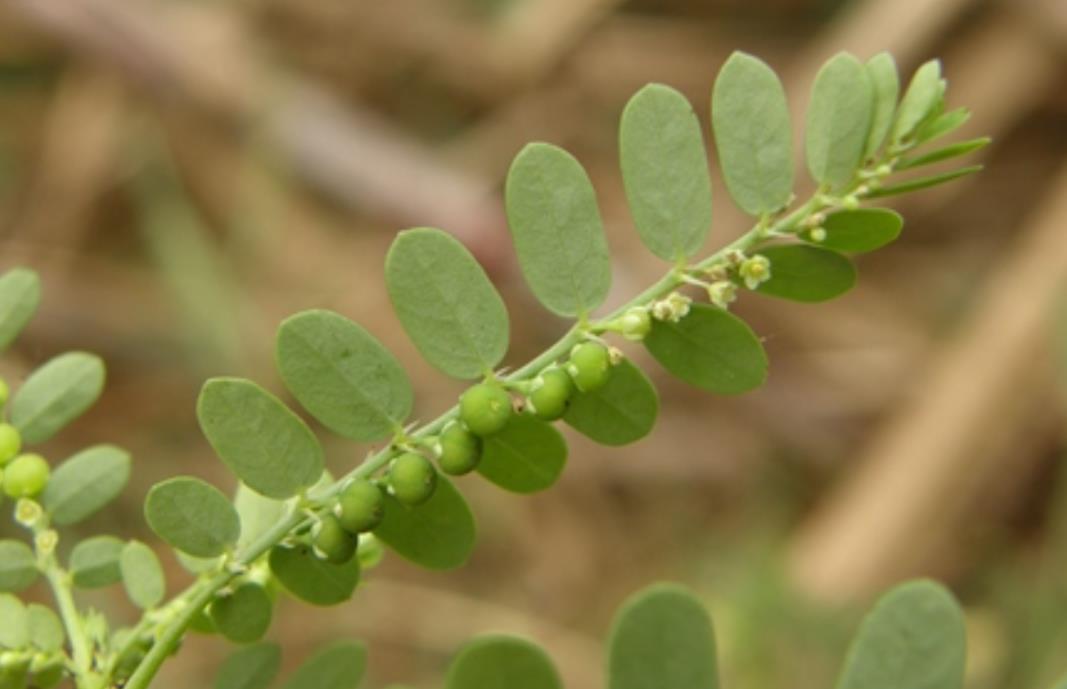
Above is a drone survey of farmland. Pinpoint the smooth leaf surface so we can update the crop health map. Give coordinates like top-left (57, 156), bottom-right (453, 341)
top-left (863, 52), bottom-right (899, 160)
top-left (374, 474), bottom-right (475, 570)
top-left (0, 594), bottom-right (27, 648)
top-left (897, 138), bottom-right (989, 170)
top-left (0, 541), bottom-right (37, 592)
top-left (477, 414), bottom-right (567, 493)
top-left (812, 209), bottom-right (902, 254)
top-left (146, 477), bottom-right (241, 557)
top-left (10, 352), bottom-right (105, 444)
top-left (755, 245), bottom-right (856, 302)
top-left (0, 268), bottom-right (40, 352)
top-left (198, 378), bottom-right (324, 499)
top-left (711, 52), bottom-right (794, 216)
top-left (268, 543), bottom-right (360, 606)
top-left (212, 583), bottom-right (273, 643)
top-left (280, 641), bottom-right (366, 689)
top-left (644, 304), bottom-right (767, 395)
top-left (215, 643), bottom-right (282, 689)
top-left (445, 636), bottom-right (562, 689)
top-left (915, 107), bottom-right (969, 144)
top-left (867, 165), bottom-right (982, 198)
top-left (892, 60), bottom-right (942, 143)
top-left (505, 143), bottom-right (611, 317)
top-left (70, 536), bottom-right (124, 588)
top-left (27, 604), bottom-right (63, 652)
top-left (42, 445), bottom-right (130, 526)
top-left (620, 83), bottom-right (712, 259)
top-left (806, 52), bottom-right (873, 190)
top-left (234, 484), bottom-right (287, 550)
top-left (386, 228), bottom-right (510, 379)
top-left (608, 583), bottom-right (718, 689)
top-left (564, 359), bottom-right (658, 445)
top-left (120, 541), bottom-right (165, 609)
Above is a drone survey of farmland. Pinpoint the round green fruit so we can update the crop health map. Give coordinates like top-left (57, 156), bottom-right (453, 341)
top-left (313, 514), bottom-right (359, 564)
top-left (357, 533), bottom-right (385, 569)
top-left (459, 383), bottom-right (512, 436)
top-left (567, 342), bottom-right (612, 392)
top-left (3, 453), bottom-right (49, 498)
top-left (335, 479), bottom-right (385, 533)
top-left (0, 424), bottom-right (21, 467)
top-left (388, 452), bottom-right (437, 506)
top-left (435, 421), bottom-right (481, 475)
top-left (527, 367), bottom-right (575, 421)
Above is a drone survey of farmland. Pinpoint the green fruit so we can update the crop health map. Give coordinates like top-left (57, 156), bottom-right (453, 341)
top-left (357, 533), bottom-right (384, 569)
top-left (527, 367), bottom-right (575, 421)
top-left (567, 342), bottom-right (612, 392)
top-left (313, 514), bottom-right (358, 564)
top-left (336, 479), bottom-right (384, 533)
top-left (388, 452), bottom-right (437, 506)
top-left (459, 383), bottom-right (512, 436)
top-left (435, 421), bottom-right (481, 475)
top-left (3, 454), bottom-right (49, 498)
top-left (0, 424), bottom-right (20, 467)
top-left (188, 607), bottom-right (217, 634)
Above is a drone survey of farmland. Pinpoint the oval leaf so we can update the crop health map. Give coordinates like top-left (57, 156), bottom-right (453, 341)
top-left (280, 641), bottom-right (366, 689)
top-left (373, 474), bottom-right (475, 570)
top-left (145, 477), bottom-right (241, 558)
top-left (69, 536), bottom-right (124, 589)
top-left (212, 583), bottom-right (273, 644)
top-left (27, 604), bottom-right (63, 652)
top-left (806, 52), bottom-right (873, 191)
top-left (234, 484), bottom-right (287, 551)
top-left (711, 52), bottom-right (794, 215)
top-left (277, 309), bottom-right (413, 439)
top-left (608, 583), bottom-right (718, 689)
top-left (0, 268), bottom-right (40, 352)
top-left (120, 541), bottom-right (165, 609)
top-left (215, 643), bottom-right (282, 689)
top-left (446, 636), bottom-right (562, 689)
top-left (477, 414), bottom-right (567, 493)
top-left (0, 541), bottom-right (37, 592)
top-left (644, 304), bottom-right (767, 395)
top-left (42, 445), bottom-right (131, 526)
top-left (268, 543), bottom-right (360, 606)
top-left (197, 378), bottom-right (324, 499)
top-left (835, 580), bottom-right (965, 689)
top-left (620, 83), bottom-right (712, 260)
top-left (10, 352), bottom-right (105, 444)
top-left (0, 594), bottom-right (28, 649)
top-left (564, 359), bottom-right (658, 446)
top-left (914, 107), bottom-right (969, 145)
top-left (505, 143), bottom-right (611, 317)
top-left (385, 229), bottom-right (509, 379)
top-left (863, 53), bottom-right (900, 160)
top-left (897, 137), bottom-right (988, 171)
top-left (754, 245), bottom-right (856, 302)
top-left (891, 60), bottom-right (943, 143)
top-left (810, 209), bottom-right (902, 254)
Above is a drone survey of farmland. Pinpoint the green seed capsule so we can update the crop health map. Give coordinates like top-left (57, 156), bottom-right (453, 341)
top-left (459, 383), bottom-right (512, 436)
top-left (357, 533), bottom-right (385, 569)
top-left (567, 342), bottom-right (612, 392)
top-left (435, 421), bottom-right (481, 475)
top-left (3, 454), bottom-right (49, 498)
top-left (388, 452), bottom-right (437, 506)
top-left (527, 367), bottom-right (575, 421)
top-left (0, 425), bottom-right (21, 467)
top-left (313, 514), bottom-right (359, 564)
top-left (335, 479), bottom-right (385, 534)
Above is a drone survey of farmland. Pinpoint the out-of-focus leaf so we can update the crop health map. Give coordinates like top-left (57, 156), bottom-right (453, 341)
top-left (280, 641), bottom-right (366, 689)
top-left (863, 52), bottom-right (899, 159)
top-left (445, 636), bottom-right (562, 689)
top-left (214, 643), bottom-right (281, 689)
top-left (10, 352), bottom-right (105, 444)
top-left (0, 268), bottom-right (40, 352)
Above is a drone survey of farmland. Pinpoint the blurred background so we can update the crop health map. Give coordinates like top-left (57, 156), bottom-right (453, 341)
top-left (1, 0), bottom-right (1066, 686)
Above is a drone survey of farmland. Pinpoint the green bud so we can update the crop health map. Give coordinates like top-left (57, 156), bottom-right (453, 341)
top-left (0, 425), bottom-right (21, 467)
top-left (526, 367), bottom-right (575, 421)
top-left (617, 308), bottom-right (651, 341)
top-left (387, 452), bottom-right (437, 506)
top-left (3, 454), bottom-right (49, 499)
top-left (434, 421), bottom-right (481, 476)
top-left (335, 479), bottom-right (385, 534)
top-left (312, 514), bottom-right (358, 564)
top-left (567, 342), bottom-right (612, 393)
top-left (459, 383), bottom-right (512, 437)
top-left (707, 281), bottom-right (737, 309)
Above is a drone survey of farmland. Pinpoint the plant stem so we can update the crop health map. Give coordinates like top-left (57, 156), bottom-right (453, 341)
top-left (41, 558), bottom-right (93, 684)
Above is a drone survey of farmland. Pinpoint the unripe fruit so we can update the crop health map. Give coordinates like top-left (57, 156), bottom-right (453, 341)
top-left (527, 367), bottom-right (575, 421)
top-left (618, 308), bottom-right (652, 341)
top-left (313, 514), bottom-right (358, 564)
top-left (459, 383), bottom-right (512, 437)
top-left (435, 421), bottom-right (481, 476)
top-left (3, 454), bottom-right (49, 498)
top-left (567, 342), bottom-right (612, 393)
top-left (335, 479), bottom-right (385, 533)
top-left (0, 425), bottom-right (21, 467)
top-left (388, 452), bottom-right (437, 506)
top-left (357, 533), bottom-right (385, 569)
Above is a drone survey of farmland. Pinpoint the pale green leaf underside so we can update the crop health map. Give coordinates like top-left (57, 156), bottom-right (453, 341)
top-left (212, 583), bottom-right (272, 643)
top-left (446, 636), bottom-right (562, 689)
top-left (269, 543), bottom-right (361, 606)
top-left (0, 594), bottom-right (28, 648)
top-left (0, 540), bottom-right (38, 592)
top-left (863, 52), bottom-right (900, 160)
top-left (813, 209), bottom-right (902, 254)
top-left (10, 351), bottom-right (105, 444)
top-left (27, 604), bottom-right (64, 652)
top-left (145, 476), bottom-right (241, 558)
top-left (215, 643), bottom-right (281, 689)
top-left (42, 444), bottom-right (131, 526)
top-left (120, 540), bottom-right (165, 609)
top-left (70, 536), bottom-right (124, 588)
top-left (755, 245), bottom-right (856, 302)
top-left (234, 484), bottom-right (287, 551)
top-left (892, 60), bottom-right (943, 143)
top-left (0, 267), bottom-right (41, 352)
top-left (374, 474), bottom-right (476, 570)
top-left (564, 359), bottom-right (658, 446)
top-left (806, 52), bottom-right (873, 191)
top-left (477, 414), bottom-right (567, 493)
top-left (915, 107), bottom-right (968, 145)
top-left (280, 641), bottom-right (366, 689)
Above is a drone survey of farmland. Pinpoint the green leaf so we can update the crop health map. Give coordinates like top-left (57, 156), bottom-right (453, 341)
top-left (145, 477), bottom-right (241, 558)
top-left (891, 60), bottom-right (943, 143)
top-left (896, 137), bottom-right (989, 170)
top-left (26, 604), bottom-right (63, 652)
top-left (445, 636), bottom-right (562, 689)
top-left (866, 165), bottom-right (982, 198)
top-left (505, 143), bottom-right (611, 317)
top-left (0, 594), bottom-right (28, 648)
top-left (120, 540), bottom-right (165, 609)
top-left (811, 209), bottom-right (902, 254)
top-left (211, 583), bottom-right (273, 644)
top-left (608, 583), bottom-right (718, 689)
top-left (215, 643), bottom-right (282, 689)
top-left (914, 107), bottom-right (970, 144)
top-left (280, 641), bottom-right (366, 689)
top-left (41, 445), bottom-right (131, 526)
top-left (177, 552), bottom-right (221, 575)
top-left (711, 51), bottom-right (794, 215)
top-left (374, 474), bottom-right (475, 570)
top-left (564, 359), bottom-right (658, 446)
top-left (276, 309), bottom-right (414, 439)
top-left (10, 352), bottom-right (105, 444)
top-left (268, 543), bottom-right (360, 606)
top-left (1051, 675), bottom-right (1067, 689)
top-left (234, 484), bottom-right (287, 551)
top-left (805, 52), bottom-right (873, 191)
top-left (197, 378), bottom-right (324, 499)
top-left (69, 536), bottom-right (124, 588)
top-left (863, 52), bottom-right (900, 160)
top-left (477, 414), bottom-right (567, 493)
top-left (0, 268), bottom-right (40, 352)
top-left (834, 580), bottom-right (965, 689)
top-left (619, 83), bottom-right (712, 260)
top-left (0, 541), bottom-right (37, 592)
top-left (755, 245), bottom-right (856, 302)
top-left (385, 229), bottom-right (509, 379)
top-left (644, 304), bottom-right (767, 395)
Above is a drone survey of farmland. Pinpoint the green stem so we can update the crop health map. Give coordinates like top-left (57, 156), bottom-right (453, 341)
top-left (41, 559), bottom-right (92, 684)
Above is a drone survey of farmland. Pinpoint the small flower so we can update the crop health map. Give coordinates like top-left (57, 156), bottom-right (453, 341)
top-left (608, 346), bottom-right (625, 366)
top-left (15, 498), bottom-right (43, 529)
top-left (666, 292), bottom-right (692, 320)
top-left (651, 299), bottom-right (674, 321)
top-left (704, 264), bottom-right (729, 281)
top-left (707, 281), bottom-right (737, 309)
top-left (35, 529), bottom-right (58, 556)
top-left (739, 254), bottom-right (772, 290)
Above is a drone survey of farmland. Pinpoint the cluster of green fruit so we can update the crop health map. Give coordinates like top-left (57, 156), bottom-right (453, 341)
top-left (0, 380), bottom-right (50, 501)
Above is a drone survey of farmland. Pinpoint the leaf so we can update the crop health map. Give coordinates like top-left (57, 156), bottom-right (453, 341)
top-left (197, 378), bottom-right (324, 499)
top-left (811, 209), bottom-right (903, 254)
top-left (564, 359), bottom-right (658, 446)
top-left (177, 552), bottom-right (222, 575)
top-left (374, 474), bottom-right (476, 570)
top-left (27, 604), bottom-right (63, 652)
top-left (0, 541), bottom-right (37, 593)
top-left (505, 143), bottom-right (612, 317)
top-left (69, 536), bottom-right (124, 588)
top-left (0, 594), bottom-right (28, 648)
top-left (866, 165), bottom-right (982, 198)
top-left (753, 245), bottom-right (856, 302)
top-left (120, 540), bottom-right (165, 609)
top-left (711, 52), bottom-right (794, 215)
top-left (891, 60), bottom-right (943, 143)
top-left (0, 268), bottom-right (40, 352)
top-left (445, 636), bottom-right (562, 689)
top-left (896, 137), bottom-right (989, 170)
top-left (644, 304), bottom-right (767, 395)
top-left (234, 484), bottom-right (287, 551)
top-left (619, 83), bottom-right (713, 259)
top-left (277, 310), bottom-right (413, 439)
top-left (41, 445), bottom-right (131, 526)
top-left (477, 414), bottom-right (567, 493)
top-left (1052, 675), bottom-right (1067, 689)
top-left (145, 477), bottom-right (241, 558)
top-left (211, 583), bottom-right (273, 644)
top-left (805, 52), bottom-right (873, 191)
top-left (863, 52), bottom-right (899, 160)
top-left (914, 107), bottom-right (970, 144)
top-left (608, 583), bottom-right (718, 689)
top-left (280, 641), bottom-right (366, 689)
top-left (268, 543), bottom-right (360, 606)
top-left (215, 643), bottom-right (282, 689)
top-left (10, 352), bottom-right (105, 444)
top-left (385, 228), bottom-right (510, 379)
top-left (834, 580), bottom-right (965, 689)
